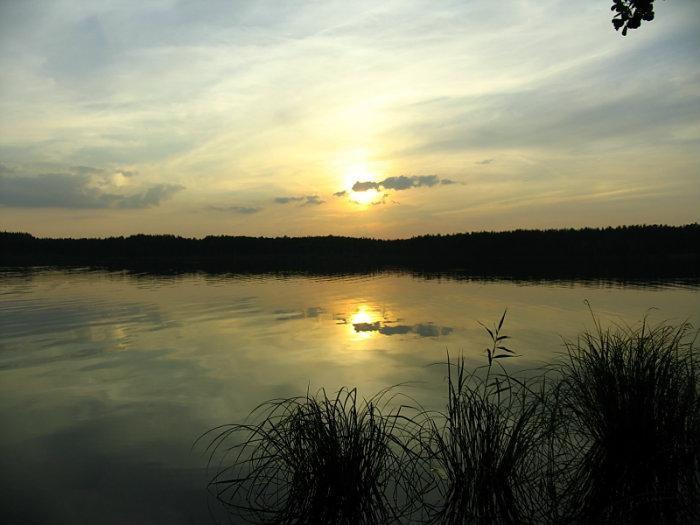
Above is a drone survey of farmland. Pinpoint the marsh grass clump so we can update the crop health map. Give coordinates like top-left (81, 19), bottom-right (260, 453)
top-left (199, 387), bottom-right (421, 524)
top-left (417, 357), bottom-right (546, 525)
top-left (414, 311), bottom-right (549, 524)
top-left (554, 316), bottom-right (700, 523)
top-left (198, 312), bottom-right (699, 524)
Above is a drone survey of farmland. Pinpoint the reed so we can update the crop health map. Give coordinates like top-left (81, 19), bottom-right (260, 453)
top-left (199, 387), bottom-right (422, 524)
top-left (198, 313), bottom-right (699, 523)
top-left (412, 311), bottom-right (549, 524)
top-left (552, 315), bottom-right (700, 523)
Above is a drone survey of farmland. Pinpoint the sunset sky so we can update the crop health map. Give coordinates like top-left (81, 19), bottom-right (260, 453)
top-left (1, 0), bottom-right (699, 238)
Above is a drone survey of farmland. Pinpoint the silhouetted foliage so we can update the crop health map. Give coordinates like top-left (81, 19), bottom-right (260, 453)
top-left (612, 0), bottom-right (658, 35)
top-left (200, 314), bottom-right (699, 523)
top-left (2, 224), bottom-right (698, 279)
top-left (550, 316), bottom-right (700, 523)
top-left (197, 388), bottom-right (424, 524)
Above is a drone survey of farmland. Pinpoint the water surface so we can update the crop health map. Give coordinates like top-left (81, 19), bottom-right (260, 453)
top-left (1, 269), bottom-right (698, 523)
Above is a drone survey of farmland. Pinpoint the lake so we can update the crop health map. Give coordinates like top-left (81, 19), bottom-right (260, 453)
top-left (1, 269), bottom-right (698, 524)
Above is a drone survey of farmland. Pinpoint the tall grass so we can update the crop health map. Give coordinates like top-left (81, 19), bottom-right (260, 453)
top-left (415, 356), bottom-right (547, 524)
top-left (199, 387), bottom-right (422, 524)
top-left (552, 316), bottom-right (700, 523)
top-left (410, 311), bottom-right (550, 524)
top-left (199, 313), bottom-right (699, 524)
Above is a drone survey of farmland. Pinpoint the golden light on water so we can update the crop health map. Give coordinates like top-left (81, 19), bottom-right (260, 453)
top-left (349, 305), bottom-right (380, 340)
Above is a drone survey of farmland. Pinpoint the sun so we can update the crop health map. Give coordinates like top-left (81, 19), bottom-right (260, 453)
top-left (351, 188), bottom-right (380, 205)
top-left (343, 164), bottom-right (380, 207)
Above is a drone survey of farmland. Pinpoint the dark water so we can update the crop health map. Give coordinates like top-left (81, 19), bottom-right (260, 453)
top-left (1, 269), bottom-right (698, 524)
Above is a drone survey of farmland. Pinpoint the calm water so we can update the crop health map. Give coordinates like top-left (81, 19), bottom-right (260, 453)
top-left (1, 269), bottom-right (698, 524)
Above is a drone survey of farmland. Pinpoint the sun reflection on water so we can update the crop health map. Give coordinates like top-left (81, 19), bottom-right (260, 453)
top-left (349, 305), bottom-right (381, 340)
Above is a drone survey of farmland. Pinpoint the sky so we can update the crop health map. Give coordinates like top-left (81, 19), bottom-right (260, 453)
top-left (0, 0), bottom-right (699, 239)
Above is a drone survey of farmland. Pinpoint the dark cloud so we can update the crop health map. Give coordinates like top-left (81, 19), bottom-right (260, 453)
top-left (209, 205), bottom-right (262, 214)
top-left (476, 158), bottom-right (494, 165)
top-left (384, 175), bottom-right (439, 190)
top-left (0, 173), bottom-right (183, 209)
top-left (351, 181), bottom-right (381, 192)
top-left (333, 190), bottom-right (347, 197)
top-left (303, 195), bottom-right (324, 206)
top-left (351, 175), bottom-right (454, 193)
top-left (274, 196), bottom-right (305, 204)
top-left (274, 195), bottom-right (324, 206)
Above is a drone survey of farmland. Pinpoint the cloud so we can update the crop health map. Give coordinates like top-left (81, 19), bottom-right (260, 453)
top-left (351, 181), bottom-right (381, 192)
top-left (383, 175), bottom-right (438, 190)
top-left (0, 172), bottom-right (183, 209)
top-left (476, 158), bottom-right (494, 165)
top-left (274, 196), bottom-right (305, 204)
top-left (114, 183), bottom-right (183, 208)
top-left (371, 194), bottom-right (389, 206)
top-left (274, 195), bottom-right (324, 205)
top-left (351, 175), bottom-right (455, 193)
top-left (303, 195), bottom-right (324, 205)
top-left (333, 190), bottom-right (347, 197)
top-left (209, 205), bottom-right (262, 214)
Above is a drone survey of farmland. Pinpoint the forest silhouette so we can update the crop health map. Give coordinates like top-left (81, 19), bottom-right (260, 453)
top-left (2, 224), bottom-right (698, 279)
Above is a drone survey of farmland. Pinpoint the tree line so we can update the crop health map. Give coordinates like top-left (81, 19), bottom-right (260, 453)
top-left (1, 224), bottom-right (698, 278)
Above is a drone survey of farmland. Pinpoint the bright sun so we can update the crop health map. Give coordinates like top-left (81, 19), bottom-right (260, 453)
top-left (351, 188), bottom-right (380, 205)
top-left (343, 165), bottom-right (380, 206)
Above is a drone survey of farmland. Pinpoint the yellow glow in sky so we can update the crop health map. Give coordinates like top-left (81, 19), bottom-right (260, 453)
top-left (0, 1), bottom-right (698, 238)
top-left (351, 188), bottom-right (380, 206)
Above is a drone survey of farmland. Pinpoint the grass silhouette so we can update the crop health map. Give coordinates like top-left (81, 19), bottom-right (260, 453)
top-left (198, 387), bottom-right (423, 524)
top-left (550, 314), bottom-right (700, 523)
top-left (415, 356), bottom-right (546, 524)
top-left (199, 312), bottom-right (699, 523)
